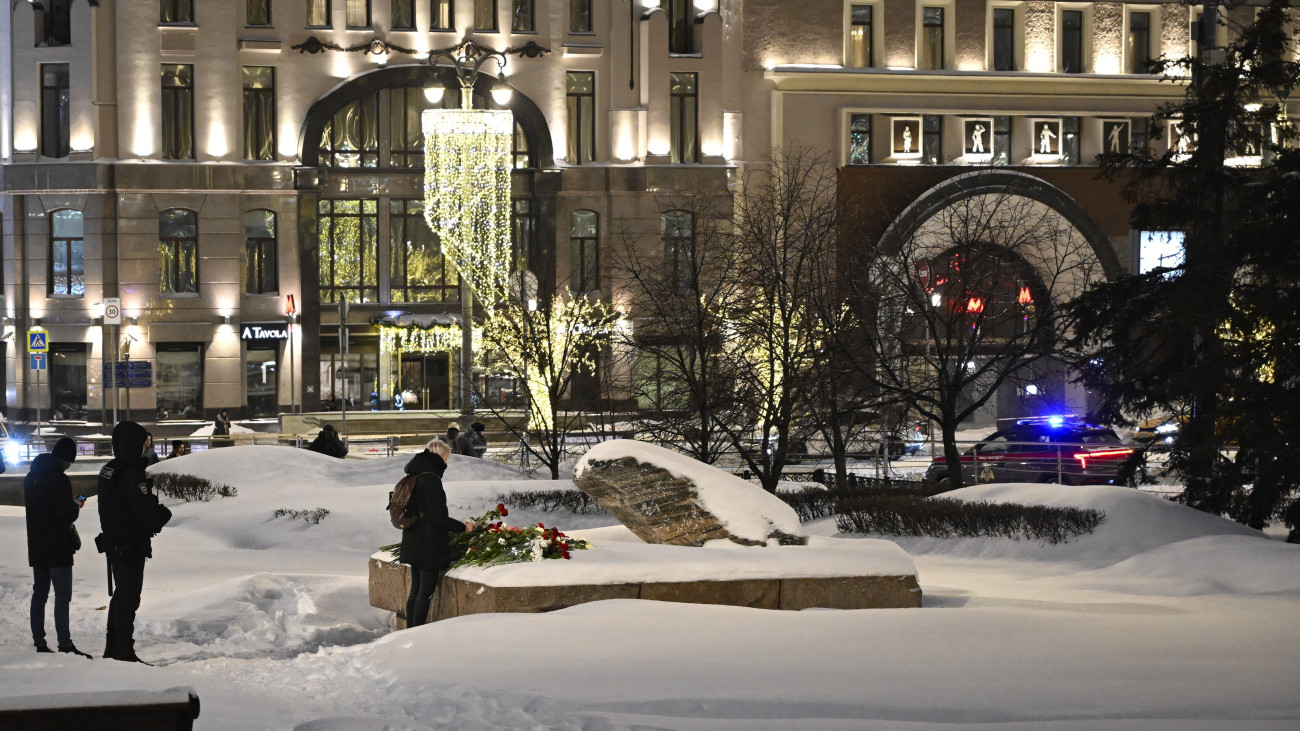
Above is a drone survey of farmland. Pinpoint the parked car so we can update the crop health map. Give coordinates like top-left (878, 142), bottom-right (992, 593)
top-left (922, 417), bottom-right (1138, 489)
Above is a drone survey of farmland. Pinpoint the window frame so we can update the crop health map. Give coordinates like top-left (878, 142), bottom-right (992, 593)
top-left (317, 198), bottom-right (379, 304)
top-left (391, 0), bottom-right (415, 30)
top-left (48, 208), bottom-right (85, 297)
top-left (570, 0), bottom-right (592, 34)
top-left (432, 0), bottom-right (455, 31)
top-left (38, 0), bottom-right (72, 46)
top-left (566, 71), bottom-right (596, 165)
top-left (161, 63), bottom-right (195, 161)
top-left (511, 0), bottom-right (534, 32)
top-left (159, 208), bottom-right (200, 296)
top-left (988, 3), bottom-right (1021, 72)
top-left (569, 210), bottom-right (600, 293)
top-left (1125, 7), bottom-right (1157, 74)
top-left (846, 112), bottom-right (872, 165)
top-left (667, 0), bottom-right (694, 54)
top-left (244, 209), bottom-right (279, 295)
top-left (845, 3), bottom-right (879, 69)
top-left (160, 0), bottom-right (195, 25)
top-left (1057, 5), bottom-right (1090, 74)
top-left (246, 0), bottom-right (272, 27)
top-left (40, 63), bottom-right (70, 159)
top-left (307, 0), bottom-right (331, 28)
top-left (474, 0), bottom-right (498, 31)
top-left (242, 66), bottom-right (277, 161)
top-left (669, 72), bottom-right (699, 164)
top-left (917, 3), bottom-right (951, 71)
top-left (345, 0), bottom-right (370, 28)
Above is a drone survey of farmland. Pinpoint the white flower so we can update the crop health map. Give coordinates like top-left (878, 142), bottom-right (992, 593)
top-left (498, 537), bottom-right (506, 545)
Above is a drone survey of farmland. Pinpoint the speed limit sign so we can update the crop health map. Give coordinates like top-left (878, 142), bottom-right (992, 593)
top-left (104, 297), bottom-right (122, 324)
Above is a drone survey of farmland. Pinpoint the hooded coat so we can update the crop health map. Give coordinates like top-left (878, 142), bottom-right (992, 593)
top-left (24, 453), bottom-right (80, 568)
top-left (398, 450), bottom-right (466, 570)
top-left (97, 421), bottom-right (172, 558)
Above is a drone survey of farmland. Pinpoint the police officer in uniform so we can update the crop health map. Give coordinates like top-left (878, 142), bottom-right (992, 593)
top-left (97, 421), bottom-right (172, 663)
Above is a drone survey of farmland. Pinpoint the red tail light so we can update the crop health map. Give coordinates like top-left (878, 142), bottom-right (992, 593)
top-left (1073, 448), bottom-right (1134, 470)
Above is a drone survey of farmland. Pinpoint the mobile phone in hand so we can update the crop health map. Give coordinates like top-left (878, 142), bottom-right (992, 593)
top-left (76, 495), bottom-right (87, 502)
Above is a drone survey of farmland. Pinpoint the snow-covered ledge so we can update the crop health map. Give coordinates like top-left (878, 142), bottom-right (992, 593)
top-left (370, 526), bottom-right (921, 626)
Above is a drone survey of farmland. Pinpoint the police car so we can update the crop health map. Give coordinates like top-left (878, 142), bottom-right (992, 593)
top-left (923, 416), bottom-right (1137, 489)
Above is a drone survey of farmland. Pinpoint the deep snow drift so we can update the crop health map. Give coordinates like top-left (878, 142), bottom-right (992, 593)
top-left (0, 446), bottom-right (1296, 729)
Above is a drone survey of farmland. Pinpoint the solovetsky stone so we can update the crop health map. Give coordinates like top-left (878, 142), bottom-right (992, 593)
top-left (573, 440), bottom-right (807, 547)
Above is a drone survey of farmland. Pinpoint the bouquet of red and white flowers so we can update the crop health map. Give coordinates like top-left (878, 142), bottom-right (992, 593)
top-left (449, 503), bottom-right (591, 568)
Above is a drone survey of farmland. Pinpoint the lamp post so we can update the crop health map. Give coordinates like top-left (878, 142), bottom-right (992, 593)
top-left (422, 40), bottom-right (517, 418)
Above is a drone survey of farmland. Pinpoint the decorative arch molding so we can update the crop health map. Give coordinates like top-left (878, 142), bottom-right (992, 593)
top-left (297, 65), bottom-right (553, 168)
top-left (875, 169), bottom-right (1124, 283)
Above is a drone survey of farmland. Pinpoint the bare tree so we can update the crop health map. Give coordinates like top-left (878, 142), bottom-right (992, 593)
top-left (607, 192), bottom-right (742, 465)
top-left (853, 173), bottom-right (1107, 488)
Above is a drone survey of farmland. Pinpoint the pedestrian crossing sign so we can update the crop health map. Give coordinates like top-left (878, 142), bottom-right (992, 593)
top-left (28, 330), bottom-right (48, 353)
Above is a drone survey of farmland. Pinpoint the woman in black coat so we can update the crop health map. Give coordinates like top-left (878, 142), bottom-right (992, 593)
top-left (400, 438), bottom-right (473, 627)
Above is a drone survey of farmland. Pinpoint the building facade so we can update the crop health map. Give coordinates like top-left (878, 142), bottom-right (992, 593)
top-left (1, 1), bottom-right (1289, 425)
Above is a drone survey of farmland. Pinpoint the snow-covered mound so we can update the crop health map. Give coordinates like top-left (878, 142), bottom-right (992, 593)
top-left (149, 444), bottom-right (523, 488)
top-left (575, 439), bottom-right (805, 544)
top-left (880, 483), bottom-right (1267, 568)
top-left (1074, 534), bottom-right (1300, 596)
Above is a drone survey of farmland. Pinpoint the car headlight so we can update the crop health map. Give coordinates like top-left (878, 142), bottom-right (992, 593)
top-left (2, 442), bottom-right (21, 464)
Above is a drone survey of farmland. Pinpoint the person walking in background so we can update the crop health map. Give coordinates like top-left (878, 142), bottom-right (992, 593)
top-left (400, 438), bottom-right (474, 627)
top-left (143, 432), bottom-right (160, 466)
top-left (213, 408), bottom-right (233, 448)
top-left (166, 440), bottom-right (190, 459)
top-left (456, 422), bottom-right (487, 458)
top-left (25, 437), bottom-right (91, 658)
top-left (445, 425), bottom-right (459, 447)
top-left (98, 421), bottom-right (172, 663)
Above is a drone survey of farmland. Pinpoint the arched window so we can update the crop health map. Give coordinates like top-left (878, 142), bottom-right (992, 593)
top-left (160, 209), bottom-right (199, 295)
top-left (570, 210), bottom-right (599, 293)
top-left (49, 209), bottom-right (84, 296)
top-left (244, 210), bottom-right (278, 294)
top-left (662, 210), bottom-right (693, 292)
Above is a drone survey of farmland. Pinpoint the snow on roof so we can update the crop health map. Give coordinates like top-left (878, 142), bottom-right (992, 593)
top-left (574, 439), bottom-right (805, 543)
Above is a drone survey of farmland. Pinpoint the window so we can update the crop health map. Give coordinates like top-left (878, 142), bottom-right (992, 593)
top-left (1131, 118), bottom-right (1149, 155)
top-left (243, 67), bottom-right (276, 161)
top-left (245, 210), bottom-right (278, 294)
top-left (161, 64), bottom-right (194, 160)
top-left (432, 0), bottom-right (454, 30)
top-left (156, 343), bottom-right (204, 420)
top-left (513, 121), bottom-right (532, 169)
top-left (38, 0), bottom-right (71, 46)
top-left (992, 7), bottom-right (1016, 71)
top-left (566, 71), bottom-right (595, 164)
top-left (922, 115), bottom-right (942, 164)
top-left (391, 0), bottom-right (414, 30)
top-left (49, 343), bottom-right (88, 421)
top-left (570, 211), bottom-right (599, 293)
top-left (512, 198), bottom-right (534, 262)
top-left (848, 5), bottom-right (874, 68)
top-left (160, 209), bottom-right (199, 295)
top-left (920, 7), bottom-right (945, 70)
top-left (319, 96), bottom-right (379, 167)
top-left (307, 0), bottom-right (330, 27)
top-left (1139, 231), bottom-right (1185, 275)
top-left (389, 87), bottom-right (430, 168)
top-left (662, 210), bottom-right (693, 292)
top-left (390, 200), bottom-right (458, 303)
top-left (570, 0), bottom-right (591, 33)
top-left (247, 0), bottom-right (271, 25)
top-left (512, 0), bottom-right (534, 31)
top-left (1061, 116), bottom-right (1080, 165)
top-left (1061, 9), bottom-right (1084, 73)
top-left (668, 0), bottom-right (693, 53)
top-left (246, 345), bottom-right (279, 417)
top-left (40, 64), bottom-right (70, 158)
top-left (993, 115), bottom-right (1011, 164)
top-left (161, 0), bottom-right (194, 24)
top-left (670, 72), bottom-right (698, 163)
top-left (317, 199), bottom-right (379, 303)
top-left (50, 210), bottom-right (84, 296)
top-left (848, 114), bottom-right (871, 164)
top-left (1128, 10), bottom-right (1152, 74)
top-left (475, 0), bottom-right (496, 30)
top-left (346, 0), bottom-right (369, 27)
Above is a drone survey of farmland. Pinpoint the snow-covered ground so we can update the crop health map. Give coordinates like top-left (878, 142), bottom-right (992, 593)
top-left (1, 445), bottom-right (1297, 729)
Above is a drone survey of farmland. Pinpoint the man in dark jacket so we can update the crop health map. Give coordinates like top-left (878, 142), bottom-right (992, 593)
top-left (25, 437), bottom-right (90, 657)
top-left (306, 424), bottom-right (348, 458)
top-left (400, 438), bottom-right (473, 627)
top-left (98, 421), bottom-right (172, 663)
top-left (455, 422), bottom-right (487, 458)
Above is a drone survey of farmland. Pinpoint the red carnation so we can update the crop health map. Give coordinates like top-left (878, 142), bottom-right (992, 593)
top-left (537, 522), bottom-right (545, 529)
top-left (497, 503), bottom-right (508, 516)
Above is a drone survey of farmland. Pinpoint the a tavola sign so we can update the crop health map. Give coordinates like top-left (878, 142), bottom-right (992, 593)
top-left (240, 322), bottom-right (291, 341)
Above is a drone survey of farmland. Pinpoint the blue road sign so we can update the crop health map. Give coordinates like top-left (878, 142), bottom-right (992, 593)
top-left (30, 353), bottom-right (47, 370)
top-left (102, 360), bottom-right (153, 388)
top-left (28, 331), bottom-right (48, 353)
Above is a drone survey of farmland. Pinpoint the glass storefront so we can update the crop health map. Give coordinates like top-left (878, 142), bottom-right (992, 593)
top-left (156, 343), bottom-right (204, 420)
top-left (49, 342), bottom-right (87, 420)
top-left (320, 333), bottom-right (378, 410)
top-left (246, 345), bottom-right (279, 417)
top-left (396, 351), bottom-right (450, 409)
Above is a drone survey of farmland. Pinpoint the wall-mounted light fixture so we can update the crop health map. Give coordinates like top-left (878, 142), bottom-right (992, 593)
top-left (31, 318), bottom-right (42, 327)
top-left (130, 316), bottom-right (139, 326)
top-left (222, 314), bottom-right (232, 325)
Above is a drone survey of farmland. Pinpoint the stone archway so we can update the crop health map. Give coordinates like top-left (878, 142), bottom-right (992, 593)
top-left (297, 64), bottom-right (553, 168)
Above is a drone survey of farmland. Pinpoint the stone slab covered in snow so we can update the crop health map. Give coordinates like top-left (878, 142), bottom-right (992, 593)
top-left (573, 440), bottom-right (806, 546)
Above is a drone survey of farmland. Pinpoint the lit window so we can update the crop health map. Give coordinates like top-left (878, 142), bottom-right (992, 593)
top-left (432, 0), bottom-right (454, 30)
top-left (40, 64), bottom-right (70, 158)
top-left (317, 199), bottom-right (379, 303)
top-left (848, 5), bottom-right (873, 68)
top-left (1139, 231), bottom-right (1185, 275)
top-left (244, 210), bottom-right (278, 294)
top-left (390, 200), bottom-right (457, 303)
top-left (474, 0), bottom-right (497, 31)
top-left (670, 72), bottom-right (699, 163)
top-left (243, 66), bottom-right (276, 161)
top-left (566, 71), bottom-right (595, 164)
top-left (50, 210), bottom-right (84, 296)
top-left (160, 209), bottom-right (199, 295)
top-left (848, 114), bottom-right (871, 165)
top-left (512, 0), bottom-right (534, 32)
top-left (1128, 11), bottom-right (1152, 73)
top-left (570, 211), bottom-right (599, 293)
top-left (920, 6), bottom-right (945, 70)
top-left (570, 0), bottom-right (591, 33)
top-left (307, 0), bottom-right (330, 28)
top-left (346, 0), bottom-right (369, 28)
top-left (161, 64), bottom-right (194, 160)
top-left (247, 0), bottom-right (271, 26)
top-left (161, 0), bottom-right (194, 24)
